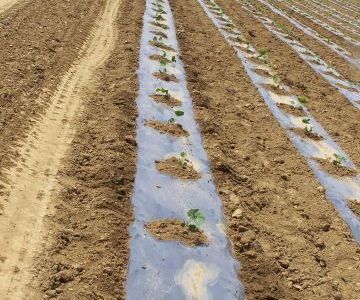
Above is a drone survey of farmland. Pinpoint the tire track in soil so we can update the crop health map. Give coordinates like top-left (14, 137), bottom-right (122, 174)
top-left (0, 0), bottom-right (121, 298)
top-left (0, 0), bottom-right (22, 14)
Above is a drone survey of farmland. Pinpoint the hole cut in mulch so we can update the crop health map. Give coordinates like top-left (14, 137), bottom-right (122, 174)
top-left (156, 157), bottom-right (200, 180)
top-left (153, 72), bottom-right (179, 83)
top-left (150, 30), bottom-right (168, 39)
top-left (150, 95), bottom-right (182, 108)
top-left (277, 103), bottom-right (306, 117)
top-left (150, 21), bottom-right (169, 30)
top-left (348, 200), bottom-right (360, 218)
top-left (146, 120), bottom-right (188, 137)
top-left (145, 219), bottom-right (208, 247)
top-left (149, 54), bottom-right (172, 63)
top-left (228, 36), bottom-right (248, 44)
top-left (316, 159), bottom-right (358, 177)
top-left (150, 94), bottom-right (181, 107)
top-left (149, 40), bottom-right (175, 51)
top-left (323, 71), bottom-right (342, 80)
top-left (292, 127), bottom-right (323, 141)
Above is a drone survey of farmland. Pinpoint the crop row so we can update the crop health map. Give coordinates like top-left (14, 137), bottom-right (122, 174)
top-left (125, 0), bottom-right (243, 298)
top-left (200, 0), bottom-right (360, 243)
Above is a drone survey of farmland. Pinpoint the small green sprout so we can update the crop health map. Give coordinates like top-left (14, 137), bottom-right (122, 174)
top-left (302, 117), bottom-right (310, 124)
top-left (298, 96), bottom-right (308, 104)
top-left (168, 117), bottom-right (175, 124)
top-left (155, 87), bottom-right (170, 97)
top-left (155, 13), bottom-right (165, 21)
top-left (178, 151), bottom-right (189, 167)
top-left (175, 110), bottom-right (184, 117)
top-left (159, 58), bottom-right (167, 73)
top-left (181, 209), bottom-right (205, 232)
top-left (332, 153), bottom-right (346, 165)
top-left (171, 55), bottom-right (176, 63)
top-left (258, 48), bottom-right (268, 57)
top-left (153, 36), bottom-right (164, 44)
top-left (271, 75), bottom-right (280, 87)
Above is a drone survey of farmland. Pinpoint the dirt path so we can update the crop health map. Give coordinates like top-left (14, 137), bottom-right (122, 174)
top-left (0, 0), bottom-right (21, 14)
top-left (0, 0), bottom-right (121, 298)
top-left (171, 0), bottom-right (360, 299)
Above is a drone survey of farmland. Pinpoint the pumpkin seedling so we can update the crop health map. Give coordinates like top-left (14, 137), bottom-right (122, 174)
top-left (153, 36), bottom-right (164, 44)
top-left (258, 48), bottom-right (268, 58)
top-left (298, 96), bottom-right (308, 104)
top-left (155, 87), bottom-right (170, 97)
top-left (271, 75), bottom-right (280, 87)
top-left (175, 110), bottom-right (184, 117)
top-left (181, 209), bottom-right (205, 232)
top-left (155, 13), bottom-right (165, 21)
top-left (168, 117), bottom-right (175, 124)
top-left (178, 151), bottom-right (189, 167)
top-left (332, 153), bottom-right (346, 165)
top-left (159, 58), bottom-right (167, 74)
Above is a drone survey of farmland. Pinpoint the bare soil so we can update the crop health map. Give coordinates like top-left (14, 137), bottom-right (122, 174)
top-left (31, 0), bottom-right (144, 299)
top-left (145, 219), bottom-right (208, 247)
top-left (150, 94), bottom-right (182, 107)
top-left (349, 200), bottom-right (360, 218)
top-left (170, 0), bottom-right (360, 299)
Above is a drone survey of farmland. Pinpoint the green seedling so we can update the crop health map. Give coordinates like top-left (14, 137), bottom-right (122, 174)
top-left (302, 117), bottom-right (310, 125)
top-left (298, 96), bottom-right (308, 104)
top-left (171, 55), bottom-right (176, 63)
top-left (178, 151), bottom-right (189, 167)
top-left (175, 110), bottom-right (184, 117)
top-left (159, 58), bottom-right (167, 74)
top-left (258, 48), bottom-right (268, 58)
top-left (168, 117), bottom-right (175, 124)
top-left (153, 36), bottom-right (164, 44)
top-left (181, 209), bottom-right (205, 232)
top-left (271, 75), bottom-right (280, 87)
top-left (155, 87), bottom-right (170, 97)
top-left (155, 13), bottom-right (165, 21)
top-left (332, 153), bottom-right (346, 166)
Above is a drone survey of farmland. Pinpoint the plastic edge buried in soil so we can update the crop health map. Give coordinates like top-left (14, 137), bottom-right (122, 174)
top-left (125, 0), bottom-right (244, 299)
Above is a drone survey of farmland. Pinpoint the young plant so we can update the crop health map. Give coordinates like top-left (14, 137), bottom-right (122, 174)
top-left (175, 110), bottom-right (184, 116)
top-left (168, 117), bottom-right (175, 124)
top-left (178, 151), bottom-right (189, 167)
top-left (155, 87), bottom-right (170, 97)
top-left (181, 209), bottom-right (205, 232)
top-left (271, 75), bottom-right (280, 87)
top-left (298, 96), bottom-right (308, 104)
top-left (159, 58), bottom-right (167, 74)
top-left (302, 118), bottom-right (313, 133)
top-left (258, 48), bottom-right (268, 58)
top-left (332, 153), bottom-right (346, 166)
top-left (153, 36), bottom-right (164, 44)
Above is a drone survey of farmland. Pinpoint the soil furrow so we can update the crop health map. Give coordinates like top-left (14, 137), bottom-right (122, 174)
top-left (171, 0), bottom-right (360, 299)
top-left (33, 0), bottom-right (143, 298)
top-left (0, 0), bottom-right (123, 298)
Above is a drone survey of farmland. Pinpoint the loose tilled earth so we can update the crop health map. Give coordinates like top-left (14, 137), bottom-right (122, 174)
top-left (0, 0), bottom-right (359, 299)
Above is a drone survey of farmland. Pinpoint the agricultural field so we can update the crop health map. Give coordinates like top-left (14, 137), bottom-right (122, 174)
top-left (0, 0), bottom-right (359, 299)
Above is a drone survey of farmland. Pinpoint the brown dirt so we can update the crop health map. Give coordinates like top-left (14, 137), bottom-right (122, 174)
top-left (262, 83), bottom-right (291, 95)
top-left (150, 94), bottom-right (182, 107)
top-left (145, 219), bottom-right (208, 247)
top-left (153, 71), bottom-right (179, 82)
top-left (270, 0), bottom-right (360, 58)
top-left (156, 157), bottom-right (201, 180)
top-left (149, 54), bottom-right (172, 63)
top-left (150, 21), bottom-right (169, 30)
top-left (245, 0), bottom-right (360, 84)
top-left (0, 0), bottom-right (103, 184)
top-left (277, 102), bottom-right (306, 117)
top-left (32, 0), bottom-right (143, 299)
top-left (292, 127), bottom-right (323, 141)
top-left (150, 30), bottom-right (168, 38)
top-left (171, 0), bottom-right (360, 299)
top-left (349, 200), bottom-right (360, 218)
top-left (216, 0), bottom-right (360, 168)
top-left (316, 159), bottom-right (358, 177)
top-left (146, 120), bottom-right (189, 137)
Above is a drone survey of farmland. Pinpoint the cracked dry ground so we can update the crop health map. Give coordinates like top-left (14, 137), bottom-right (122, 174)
top-left (0, 0), bottom-right (359, 299)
